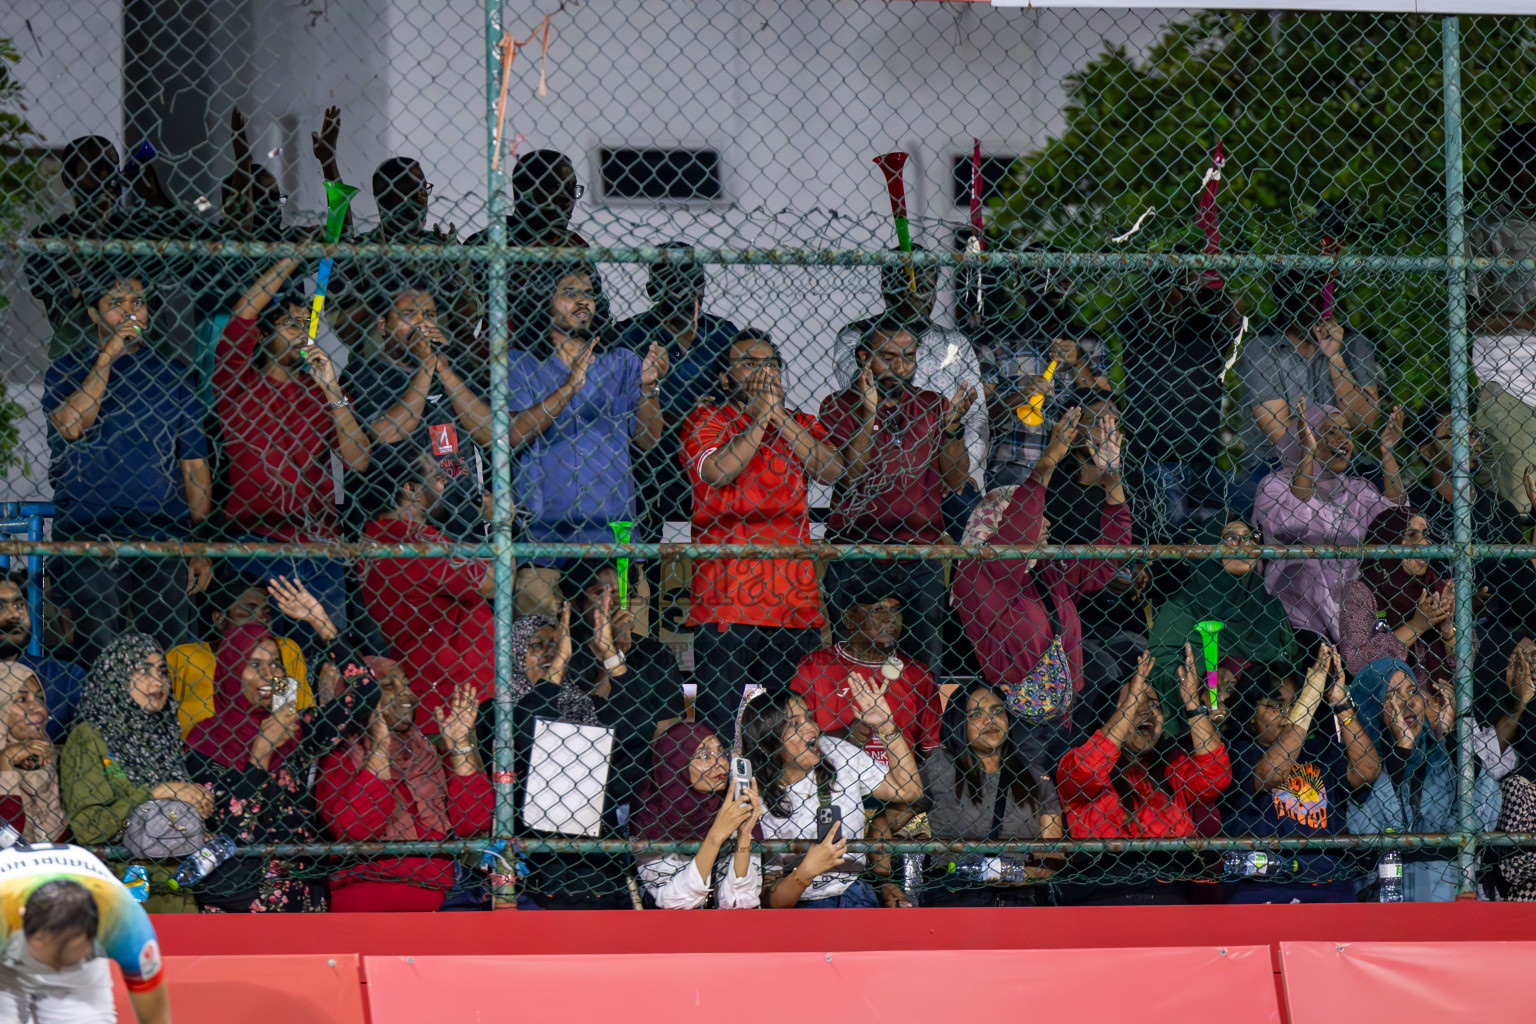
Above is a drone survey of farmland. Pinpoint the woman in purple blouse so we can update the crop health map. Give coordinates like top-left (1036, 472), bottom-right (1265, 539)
top-left (1253, 402), bottom-right (1405, 644)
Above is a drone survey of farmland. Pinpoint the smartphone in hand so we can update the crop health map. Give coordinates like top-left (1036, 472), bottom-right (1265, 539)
top-left (730, 757), bottom-right (752, 800)
top-left (815, 805), bottom-right (842, 843)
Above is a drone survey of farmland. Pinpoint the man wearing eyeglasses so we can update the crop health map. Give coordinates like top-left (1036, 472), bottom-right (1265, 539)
top-left (335, 156), bottom-right (472, 349)
top-left (213, 257), bottom-right (373, 635)
top-left (681, 329), bottom-right (875, 737)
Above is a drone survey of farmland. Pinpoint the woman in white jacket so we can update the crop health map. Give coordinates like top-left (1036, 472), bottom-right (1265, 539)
top-left (632, 721), bottom-right (763, 909)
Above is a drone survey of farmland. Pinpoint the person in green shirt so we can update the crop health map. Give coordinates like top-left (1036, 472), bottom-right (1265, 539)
top-left (60, 633), bottom-right (208, 913)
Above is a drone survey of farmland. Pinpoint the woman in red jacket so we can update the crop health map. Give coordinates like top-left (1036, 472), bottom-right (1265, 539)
top-left (318, 659), bottom-right (493, 912)
top-left (1055, 645), bottom-right (1231, 905)
top-left (954, 408), bottom-right (1128, 738)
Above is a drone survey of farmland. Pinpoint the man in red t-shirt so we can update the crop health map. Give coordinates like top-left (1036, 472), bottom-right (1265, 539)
top-left (789, 571), bottom-right (942, 764)
top-left (357, 442), bottom-right (496, 719)
top-left (819, 316), bottom-right (974, 683)
top-left (680, 328), bottom-right (878, 736)
top-left (216, 257), bottom-right (373, 632)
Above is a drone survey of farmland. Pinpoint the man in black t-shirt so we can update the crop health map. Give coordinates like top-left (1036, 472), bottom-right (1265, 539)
top-left (341, 281), bottom-right (492, 539)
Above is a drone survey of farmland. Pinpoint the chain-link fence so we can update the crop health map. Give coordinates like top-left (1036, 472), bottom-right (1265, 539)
top-left (0, 1), bottom-right (1533, 911)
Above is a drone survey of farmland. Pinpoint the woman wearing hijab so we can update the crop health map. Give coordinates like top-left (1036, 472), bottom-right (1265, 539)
top-left (1253, 402), bottom-right (1405, 644)
top-left (0, 662), bottom-right (67, 844)
top-left (61, 632), bottom-right (209, 912)
top-left (182, 578), bottom-right (378, 912)
top-left (1147, 517), bottom-right (1303, 698)
top-left (1339, 506), bottom-right (1468, 685)
top-left (954, 408), bottom-right (1129, 749)
top-left (631, 722), bottom-right (763, 909)
top-left (921, 682), bottom-right (1063, 907)
top-left (507, 594), bottom-right (676, 910)
top-left (1055, 646), bottom-right (1231, 904)
top-left (318, 660), bottom-right (492, 912)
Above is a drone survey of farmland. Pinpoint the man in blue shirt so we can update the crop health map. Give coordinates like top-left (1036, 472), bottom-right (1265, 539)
top-left (614, 243), bottom-right (740, 560)
top-left (0, 572), bottom-right (82, 740)
top-left (44, 269), bottom-right (212, 663)
top-left (506, 262), bottom-right (667, 618)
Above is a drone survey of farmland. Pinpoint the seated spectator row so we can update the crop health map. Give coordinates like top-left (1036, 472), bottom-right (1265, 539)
top-left (16, 134), bottom-right (1536, 910)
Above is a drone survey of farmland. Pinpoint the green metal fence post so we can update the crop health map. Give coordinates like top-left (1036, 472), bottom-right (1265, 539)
top-left (1443, 13), bottom-right (1476, 896)
top-left (485, 0), bottom-right (517, 907)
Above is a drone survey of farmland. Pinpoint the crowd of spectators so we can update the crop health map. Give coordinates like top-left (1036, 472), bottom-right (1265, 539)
top-left (12, 116), bottom-right (1536, 911)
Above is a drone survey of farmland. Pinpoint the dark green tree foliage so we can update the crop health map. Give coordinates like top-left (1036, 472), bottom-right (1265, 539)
top-left (989, 12), bottom-right (1536, 408)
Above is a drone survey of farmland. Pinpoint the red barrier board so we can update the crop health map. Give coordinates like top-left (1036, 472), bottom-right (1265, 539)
top-left (147, 903), bottom-right (1536, 958)
top-left (362, 947), bottom-right (1281, 1024)
top-left (1280, 941), bottom-right (1536, 1023)
top-left (108, 954), bottom-right (367, 1024)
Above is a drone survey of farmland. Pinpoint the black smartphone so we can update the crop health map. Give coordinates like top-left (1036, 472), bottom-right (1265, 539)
top-left (815, 805), bottom-right (842, 842)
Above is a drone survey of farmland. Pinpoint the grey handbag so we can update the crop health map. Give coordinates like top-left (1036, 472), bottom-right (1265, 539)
top-left (122, 799), bottom-right (207, 859)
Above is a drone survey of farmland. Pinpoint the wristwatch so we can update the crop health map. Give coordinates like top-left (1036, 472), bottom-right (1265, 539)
top-left (602, 651), bottom-right (627, 672)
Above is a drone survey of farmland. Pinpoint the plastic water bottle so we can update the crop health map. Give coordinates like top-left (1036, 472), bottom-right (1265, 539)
top-left (171, 835), bottom-right (237, 890)
top-left (0, 819), bottom-right (21, 851)
top-left (1223, 851), bottom-right (1272, 878)
top-left (122, 866), bottom-right (150, 904)
top-left (1378, 849), bottom-right (1404, 902)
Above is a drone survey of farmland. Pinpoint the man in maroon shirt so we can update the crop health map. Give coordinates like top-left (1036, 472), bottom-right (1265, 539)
top-left (215, 257), bottom-right (372, 633)
top-left (818, 316), bottom-right (975, 680)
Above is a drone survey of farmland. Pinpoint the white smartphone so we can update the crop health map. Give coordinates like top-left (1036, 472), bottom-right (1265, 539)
top-left (730, 756), bottom-right (752, 800)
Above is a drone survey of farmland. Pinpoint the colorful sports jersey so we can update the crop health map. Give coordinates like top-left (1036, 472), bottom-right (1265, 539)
top-left (789, 645), bottom-right (942, 764)
top-left (0, 844), bottom-right (162, 991)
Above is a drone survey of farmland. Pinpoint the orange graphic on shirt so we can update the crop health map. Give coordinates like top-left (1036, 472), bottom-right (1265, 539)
top-left (1271, 761), bottom-right (1329, 830)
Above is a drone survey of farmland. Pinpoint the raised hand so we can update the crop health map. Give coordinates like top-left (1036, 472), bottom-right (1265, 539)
top-left (432, 221), bottom-right (458, 242)
top-left (269, 575), bottom-right (327, 626)
top-left (433, 682), bottom-right (481, 747)
top-left (857, 364), bottom-right (879, 417)
top-left (641, 339), bottom-right (670, 389)
top-left (305, 345), bottom-right (341, 392)
top-left (1384, 690), bottom-right (1421, 749)
top-left (1089, 410), bottom-right (1123, 474)
top-left (1525, 466), bottom-right (1536, 514)
top-left (565, 340), bottom-right (597, 393)
top-left (1048, 405), bottom-right (1084, 452)
top-left (1379, 404), bottom-right (1405, 456)
top-left (547, 601), bottom-right (574, 685)
top-left (1293, 396), bottom-right (1317, 459)
top-left (1325, 645), bottom-right (1349, 706)
top-left (1176, 642), bottom-right (1201, 710)
top-left (1429, 680), bottom-right (1457, 740)
top-left (707, 780), bottom-right (756, 845)
top-left (231, 106), bottom-right (251, 167)
top-left (1311, 316), bottom-right (1345, 357)
top-left (100, 315), bottom-right (143, 361)
top-left (847, 671), bottom-right (895, 733)
top-left (1508, 642), bottom-right (1536, 707)
top-left (311, 105), bottom-right (341, 172)
top-left (941, 382), bottom-right (977, 435)
top-left (186, 556), bottom-right (214, 596)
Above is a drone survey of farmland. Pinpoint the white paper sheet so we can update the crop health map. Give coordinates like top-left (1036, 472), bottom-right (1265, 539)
top-left (522, 717), bottom-right (615, 838)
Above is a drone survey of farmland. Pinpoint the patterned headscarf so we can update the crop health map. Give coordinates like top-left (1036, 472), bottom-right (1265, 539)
top-left (509, 614), bottom-right (597, 726)
top-left (74, 632), bottom-right (190, 787)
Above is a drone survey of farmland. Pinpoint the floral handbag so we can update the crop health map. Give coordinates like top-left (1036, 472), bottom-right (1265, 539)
top-left (1000, 633), bottom-right (1074, 724)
